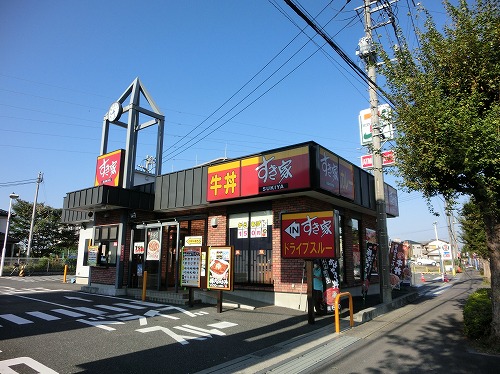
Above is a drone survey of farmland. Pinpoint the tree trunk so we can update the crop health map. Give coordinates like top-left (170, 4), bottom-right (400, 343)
top-left (485, 213), bottom-right (500, 341)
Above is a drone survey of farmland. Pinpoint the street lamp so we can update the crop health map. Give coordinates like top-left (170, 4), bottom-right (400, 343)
top-left (1, 192), bottom-right (19, 276)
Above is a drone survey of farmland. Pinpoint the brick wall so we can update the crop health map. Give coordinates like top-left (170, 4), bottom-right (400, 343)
top-left (207, 207), bottom-right (227, 246)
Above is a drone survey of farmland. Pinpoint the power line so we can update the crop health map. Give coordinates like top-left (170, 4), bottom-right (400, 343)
top-left (284, 0), bottom-right (395, 107)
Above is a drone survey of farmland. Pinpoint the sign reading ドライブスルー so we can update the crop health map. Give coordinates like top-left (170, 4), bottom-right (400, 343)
top-left (281, 211), bottom-right (335, 259)
top-left (207, 145), bottom-right (310, 201)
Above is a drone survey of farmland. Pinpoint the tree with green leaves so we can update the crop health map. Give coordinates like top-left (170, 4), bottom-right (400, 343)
top-left (378, 0), bottom-right (500, 341)
top-left (9, 199), bottom-right (78, 258)
top-left (459, 198), bottom-right (488, 260)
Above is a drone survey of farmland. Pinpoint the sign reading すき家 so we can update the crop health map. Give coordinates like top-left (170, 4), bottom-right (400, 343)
top-left (207, 146), bottom-right (310, 201)
top-left (281, 211), bottom-right (335, 259)
top-left (95, 149), bottom-right (125, 187)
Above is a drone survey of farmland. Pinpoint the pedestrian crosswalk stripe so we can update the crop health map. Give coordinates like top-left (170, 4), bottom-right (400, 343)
top-left (114, 303), bottom-right (147, 310)
top-left (95, 304), bottom-right (128, 312)
top-left (73, 307), bottom-right (107, 316)
top-left (0, 314), bottom-right (33, 325)
top-left (26, 311), bottom-right (61, 321)
top-left (51, 308), bottom-right (86, 318)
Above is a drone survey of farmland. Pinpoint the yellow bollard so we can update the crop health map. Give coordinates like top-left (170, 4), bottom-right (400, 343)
top-left (19, 264), bottom-right (25, 277)
top-left (334, 292), bottom-right (354, 334)
top-left (142, 271), bottom-right (148, 301)
top-left (63, 264), bottom-right (68, 283)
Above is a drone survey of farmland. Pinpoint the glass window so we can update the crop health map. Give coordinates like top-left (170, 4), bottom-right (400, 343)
top-left (229, 210), bottom-right (273, 285)
top-left (93, 225), bottom-right (119, 267)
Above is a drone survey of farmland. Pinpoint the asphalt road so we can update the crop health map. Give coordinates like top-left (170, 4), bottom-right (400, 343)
top-left (308, 270), bottom-right (500, 374)
top-left (2, 271), bottom-right (494, 374)
top-left (0, 275), bottom-right (332, 373)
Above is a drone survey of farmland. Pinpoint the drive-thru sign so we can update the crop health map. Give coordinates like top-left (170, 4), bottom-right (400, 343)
top-left (281, 211), bottom-right (335, 259)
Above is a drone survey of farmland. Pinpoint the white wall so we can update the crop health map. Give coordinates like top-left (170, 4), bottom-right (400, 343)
top-left (75, 225), bottom-right (94, 284)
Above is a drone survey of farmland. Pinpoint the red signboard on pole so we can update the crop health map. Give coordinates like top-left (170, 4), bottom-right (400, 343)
top-left (281, 211), bottom-right (335, 259)
top-left (95, 149), bottom-right (125, 187)
top-left (361, 150), bottom-right (395, 169)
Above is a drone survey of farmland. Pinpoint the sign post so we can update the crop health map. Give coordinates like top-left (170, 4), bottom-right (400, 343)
top-left (281, 211), bottom-right (336, 324)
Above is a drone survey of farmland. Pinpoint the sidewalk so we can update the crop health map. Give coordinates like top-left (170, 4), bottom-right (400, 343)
top-left (195, 276), bottom-right (450, 374)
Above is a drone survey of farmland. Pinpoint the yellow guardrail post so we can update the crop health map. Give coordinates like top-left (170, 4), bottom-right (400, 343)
top-left (142, 271), bottom-right (148, 301)
top-left (334, 292), bottom-right (354, 334)
top-left (63, 265), bottom-right (68, 283)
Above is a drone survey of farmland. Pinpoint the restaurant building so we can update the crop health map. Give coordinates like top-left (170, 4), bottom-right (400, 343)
top-left (61, 79), bottom-right (399, 310)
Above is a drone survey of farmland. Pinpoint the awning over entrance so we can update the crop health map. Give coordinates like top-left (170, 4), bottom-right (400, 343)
top-left (61, 184), bottom-right (154, 224)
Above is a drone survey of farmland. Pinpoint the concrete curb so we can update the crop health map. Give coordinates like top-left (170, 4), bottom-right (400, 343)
top-left (352, 291), bottom-right (421, 323)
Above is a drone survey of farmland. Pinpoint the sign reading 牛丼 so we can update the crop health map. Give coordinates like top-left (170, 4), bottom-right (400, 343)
top-left (281, 211), bottom-right (335, 259)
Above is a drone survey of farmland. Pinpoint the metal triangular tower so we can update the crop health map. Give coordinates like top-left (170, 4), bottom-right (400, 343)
top-left (100, 77), bottom-right (165, 189)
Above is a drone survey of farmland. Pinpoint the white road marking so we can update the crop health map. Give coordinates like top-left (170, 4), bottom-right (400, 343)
top-left (76, 319), bottom-right (124, 331)
top-left (95, 304), bottom-right (128, 312)
top-left (26, 311), bottom-right (61, 321)
top-left (208, 321), bottom-right (238, 329)
top-left (51, 309), bottom-right (86, 318)
top-left (64, 296), bottom-right (93, 302)
top-left (0, 314), bottom-right (33, 325)
top-left (0, 356), bottom-right (58, 373)
top-left (73, 307), bottom-right (107, 316)
top-left (113, 303), bottom-right (147, 310)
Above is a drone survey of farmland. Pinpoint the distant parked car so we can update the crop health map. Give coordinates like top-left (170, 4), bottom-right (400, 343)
top-left (416, 258), bottom-right (437, 266)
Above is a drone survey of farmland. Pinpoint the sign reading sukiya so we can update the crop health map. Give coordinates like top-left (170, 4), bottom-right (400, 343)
top-left (94, 149), bottom-right (125, 186)
top-left (207, 145), bottom-right (310, 202)
top-left (281, 211), bottom-right (335, 259)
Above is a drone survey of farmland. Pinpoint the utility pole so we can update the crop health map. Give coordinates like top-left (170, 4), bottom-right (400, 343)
top-left (360, 0), bottom-right (391, 303)
top-left (27, 171), bottom-right (43, 259)
top-left (445, 199), bottom-right (456, 275)
top-left (434, 221), bottom-right (445, 281)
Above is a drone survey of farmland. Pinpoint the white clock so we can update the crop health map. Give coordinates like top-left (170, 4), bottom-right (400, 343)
top-left (108, 102), bottom-right (123, 122)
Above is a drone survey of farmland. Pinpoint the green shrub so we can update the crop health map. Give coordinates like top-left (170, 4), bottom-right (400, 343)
top-left (463, 288), bottom-right (492, 339)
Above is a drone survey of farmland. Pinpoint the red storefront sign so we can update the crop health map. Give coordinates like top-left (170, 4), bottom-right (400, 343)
top-left (95, 149), bottom-right (125, 187)
top-left (207, 146), bottom-right (310, 202)
top-left (281, 211), bottom-right (335, 259)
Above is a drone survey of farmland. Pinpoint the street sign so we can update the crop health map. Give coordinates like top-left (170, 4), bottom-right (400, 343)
top-left (359, 104), bottom-right (394, 145)
top-left (361, 150), bottom-right (395, 169)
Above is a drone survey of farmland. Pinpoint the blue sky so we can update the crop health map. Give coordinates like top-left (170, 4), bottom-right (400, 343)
top-left (0, 0), bottom-right (460, 243)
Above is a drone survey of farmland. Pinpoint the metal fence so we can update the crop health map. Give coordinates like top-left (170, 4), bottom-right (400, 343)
top-left (2, 257), bottom-right (76, 275)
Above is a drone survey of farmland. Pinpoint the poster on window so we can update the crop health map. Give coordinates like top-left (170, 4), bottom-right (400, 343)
top-left (250, 219), bottom-right (267, 238)
top-left (134, 242), bottom-right (145, 255)
top-left (238, 221), bottom-right (248, 239)
top-left (180, 247), bottom-right (202, 287)
top-left (87, 245), bottom-right (99, 267)
top-left (207, 246), bottom-right (233, 291)
top-left (320, 258), bottom-right (341, 313)
top-left (146, 228), bottom-right (161, 261)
